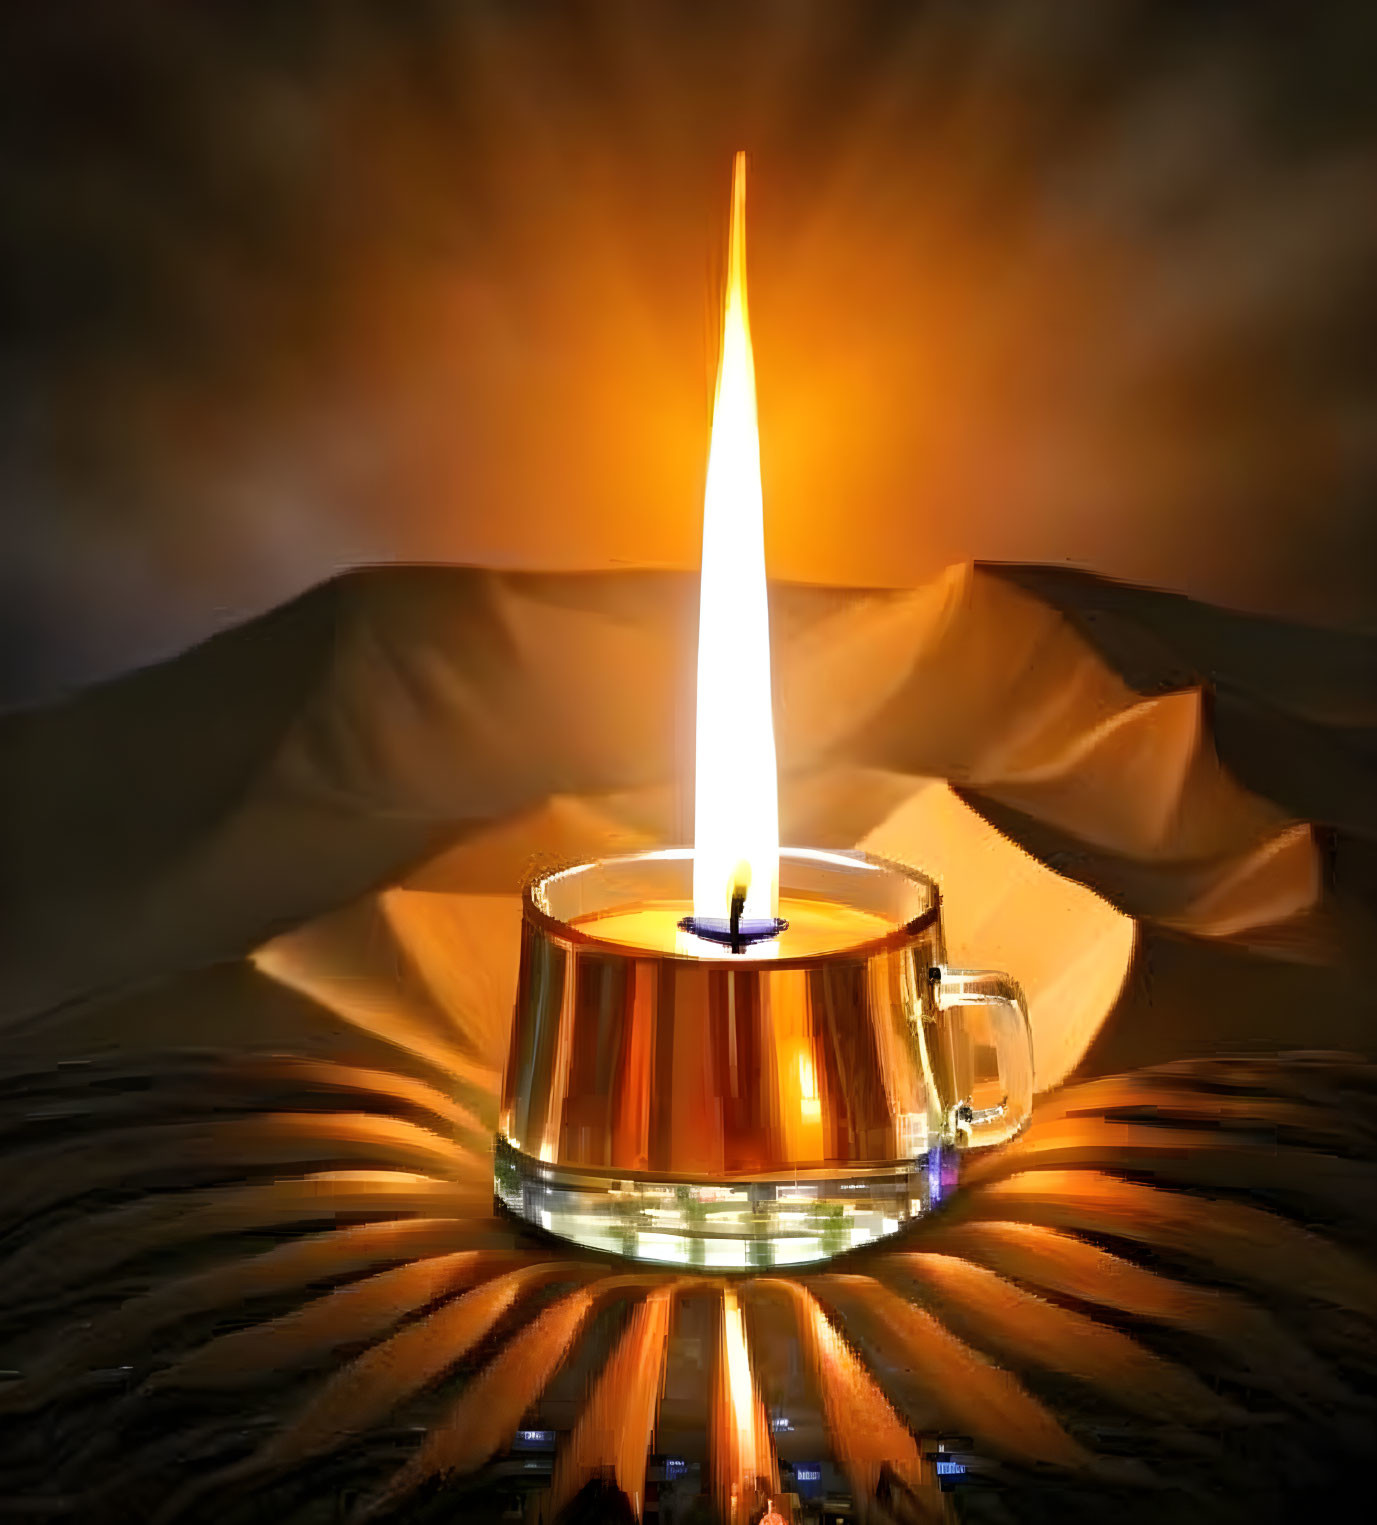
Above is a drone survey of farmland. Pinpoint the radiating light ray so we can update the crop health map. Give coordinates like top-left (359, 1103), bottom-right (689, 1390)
top-left (548, 1283), bottom-right (677, 1521)
top-left (0, 1170), bottom-right (487, 1305)
top-left (360, 1272), bottom-right (673, 1520)
top-left (0, 1110), bottom-right (484, 1223)
top-left (8, 5), bottom-right (1376, 645)
top-left (952, 1169), bottom-right (1377, 1317)
top-left (811, 1274), bottom-right (1088, 1471)
top-left (3, 1025), bottom-right (1376, 1522)
top-left (0, 1217), bottom-right (479, 1415)
top-left (147, 1249), bottom-right (525, 1394)
top-left (358, 1282), bottom-right (602, 1518)
top-left (747, 1278), bottom-right (944, 1519)
top-left (889, 1251), bottom-right (1238, 1425)
top-left (0, 1072), bottom-right (480, 1152)
top-left (713, 1286), bottom-right (779, 1523)
top-left (158, 1262), bottom-right (587, 1521)
top-left (228, 1054), bottom-right (494, 1135)
top-left (958, 1119), bottom-right (1377, 1215)
top-left (250, 1262), bottom-right (580, 1466)
top-left (1023, 1073), bottom-right (1354, 1135)
top-left (899, 1220), bottom-right (1354, 1404)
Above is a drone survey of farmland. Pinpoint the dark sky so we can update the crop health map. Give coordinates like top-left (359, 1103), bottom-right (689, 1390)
top-left (3, 1), bottom-right (1376, 706)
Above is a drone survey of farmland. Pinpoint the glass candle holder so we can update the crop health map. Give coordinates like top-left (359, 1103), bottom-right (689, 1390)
top-left (497, 848), bottom-right (1032, 1268)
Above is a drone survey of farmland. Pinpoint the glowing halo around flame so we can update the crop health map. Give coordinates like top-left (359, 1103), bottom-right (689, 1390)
top-left (693, 151), bottom-right (780, 928)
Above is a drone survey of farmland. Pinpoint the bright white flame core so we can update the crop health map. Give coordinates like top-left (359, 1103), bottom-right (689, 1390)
top-left (693, 151), bottom-right (780, 924)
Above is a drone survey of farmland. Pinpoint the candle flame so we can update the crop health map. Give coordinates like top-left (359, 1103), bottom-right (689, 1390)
top-left (694, 151), bottom-right (779, 924)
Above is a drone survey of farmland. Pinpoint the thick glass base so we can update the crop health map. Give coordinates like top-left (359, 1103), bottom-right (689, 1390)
top-left (494, 1136), bottom-right (956, 1269)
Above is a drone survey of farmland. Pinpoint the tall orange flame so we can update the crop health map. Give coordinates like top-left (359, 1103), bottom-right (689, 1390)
top-left (693, 151), bottom-right (780, 925)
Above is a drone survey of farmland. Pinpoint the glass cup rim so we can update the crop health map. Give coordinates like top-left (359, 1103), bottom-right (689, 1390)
top-left (521, 846), bottom-right (942, 969)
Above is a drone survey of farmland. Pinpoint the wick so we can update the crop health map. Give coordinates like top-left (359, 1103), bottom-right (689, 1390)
top-left (729, 883), bottom-right (747, 954)
top-left (678, 860), bottom-right (786, 950)
top-left (727, 858), bottom-right (751, 955)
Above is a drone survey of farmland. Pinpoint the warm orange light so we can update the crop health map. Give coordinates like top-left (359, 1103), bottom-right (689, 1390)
top-left (797, 1052), bottom-right (822, 1123)
top-left (717, 1285), bottom-right (777, 1516)
top-left (722, 1289), bottom-right (757, 1472)
top-left (693, 151), bottom-right (780, 925)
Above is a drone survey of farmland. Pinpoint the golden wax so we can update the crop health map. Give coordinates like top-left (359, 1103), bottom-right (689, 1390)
top-left (570, 896), bottom-right (894, 959)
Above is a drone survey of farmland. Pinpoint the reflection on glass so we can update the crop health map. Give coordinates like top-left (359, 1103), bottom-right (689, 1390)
top-left (494, 1141), bottom-right (942, 1270)
top-left (499, 849), bottom-right (1031, 1265)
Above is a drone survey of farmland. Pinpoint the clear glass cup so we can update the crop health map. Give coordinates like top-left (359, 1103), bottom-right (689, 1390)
top-left (497, 848), bottom-right (1033, 1268)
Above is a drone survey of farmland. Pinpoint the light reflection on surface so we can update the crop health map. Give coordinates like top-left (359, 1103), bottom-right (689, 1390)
top-left (495, 1135), bottom-right (936, 1269)
top-left (1, 987), bottom-right (1374, 1522)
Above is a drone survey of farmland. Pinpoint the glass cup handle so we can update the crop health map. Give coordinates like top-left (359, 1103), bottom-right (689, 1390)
top-left (929, 965), bottom-right (1035, 1148)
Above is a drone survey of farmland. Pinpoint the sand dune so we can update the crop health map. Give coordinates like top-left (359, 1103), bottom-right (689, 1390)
top-left (3, 560), bottom-right (1370, 1083)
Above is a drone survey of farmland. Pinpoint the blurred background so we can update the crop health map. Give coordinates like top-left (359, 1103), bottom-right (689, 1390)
top-left (2, 0), bottom-right (1376, 707)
